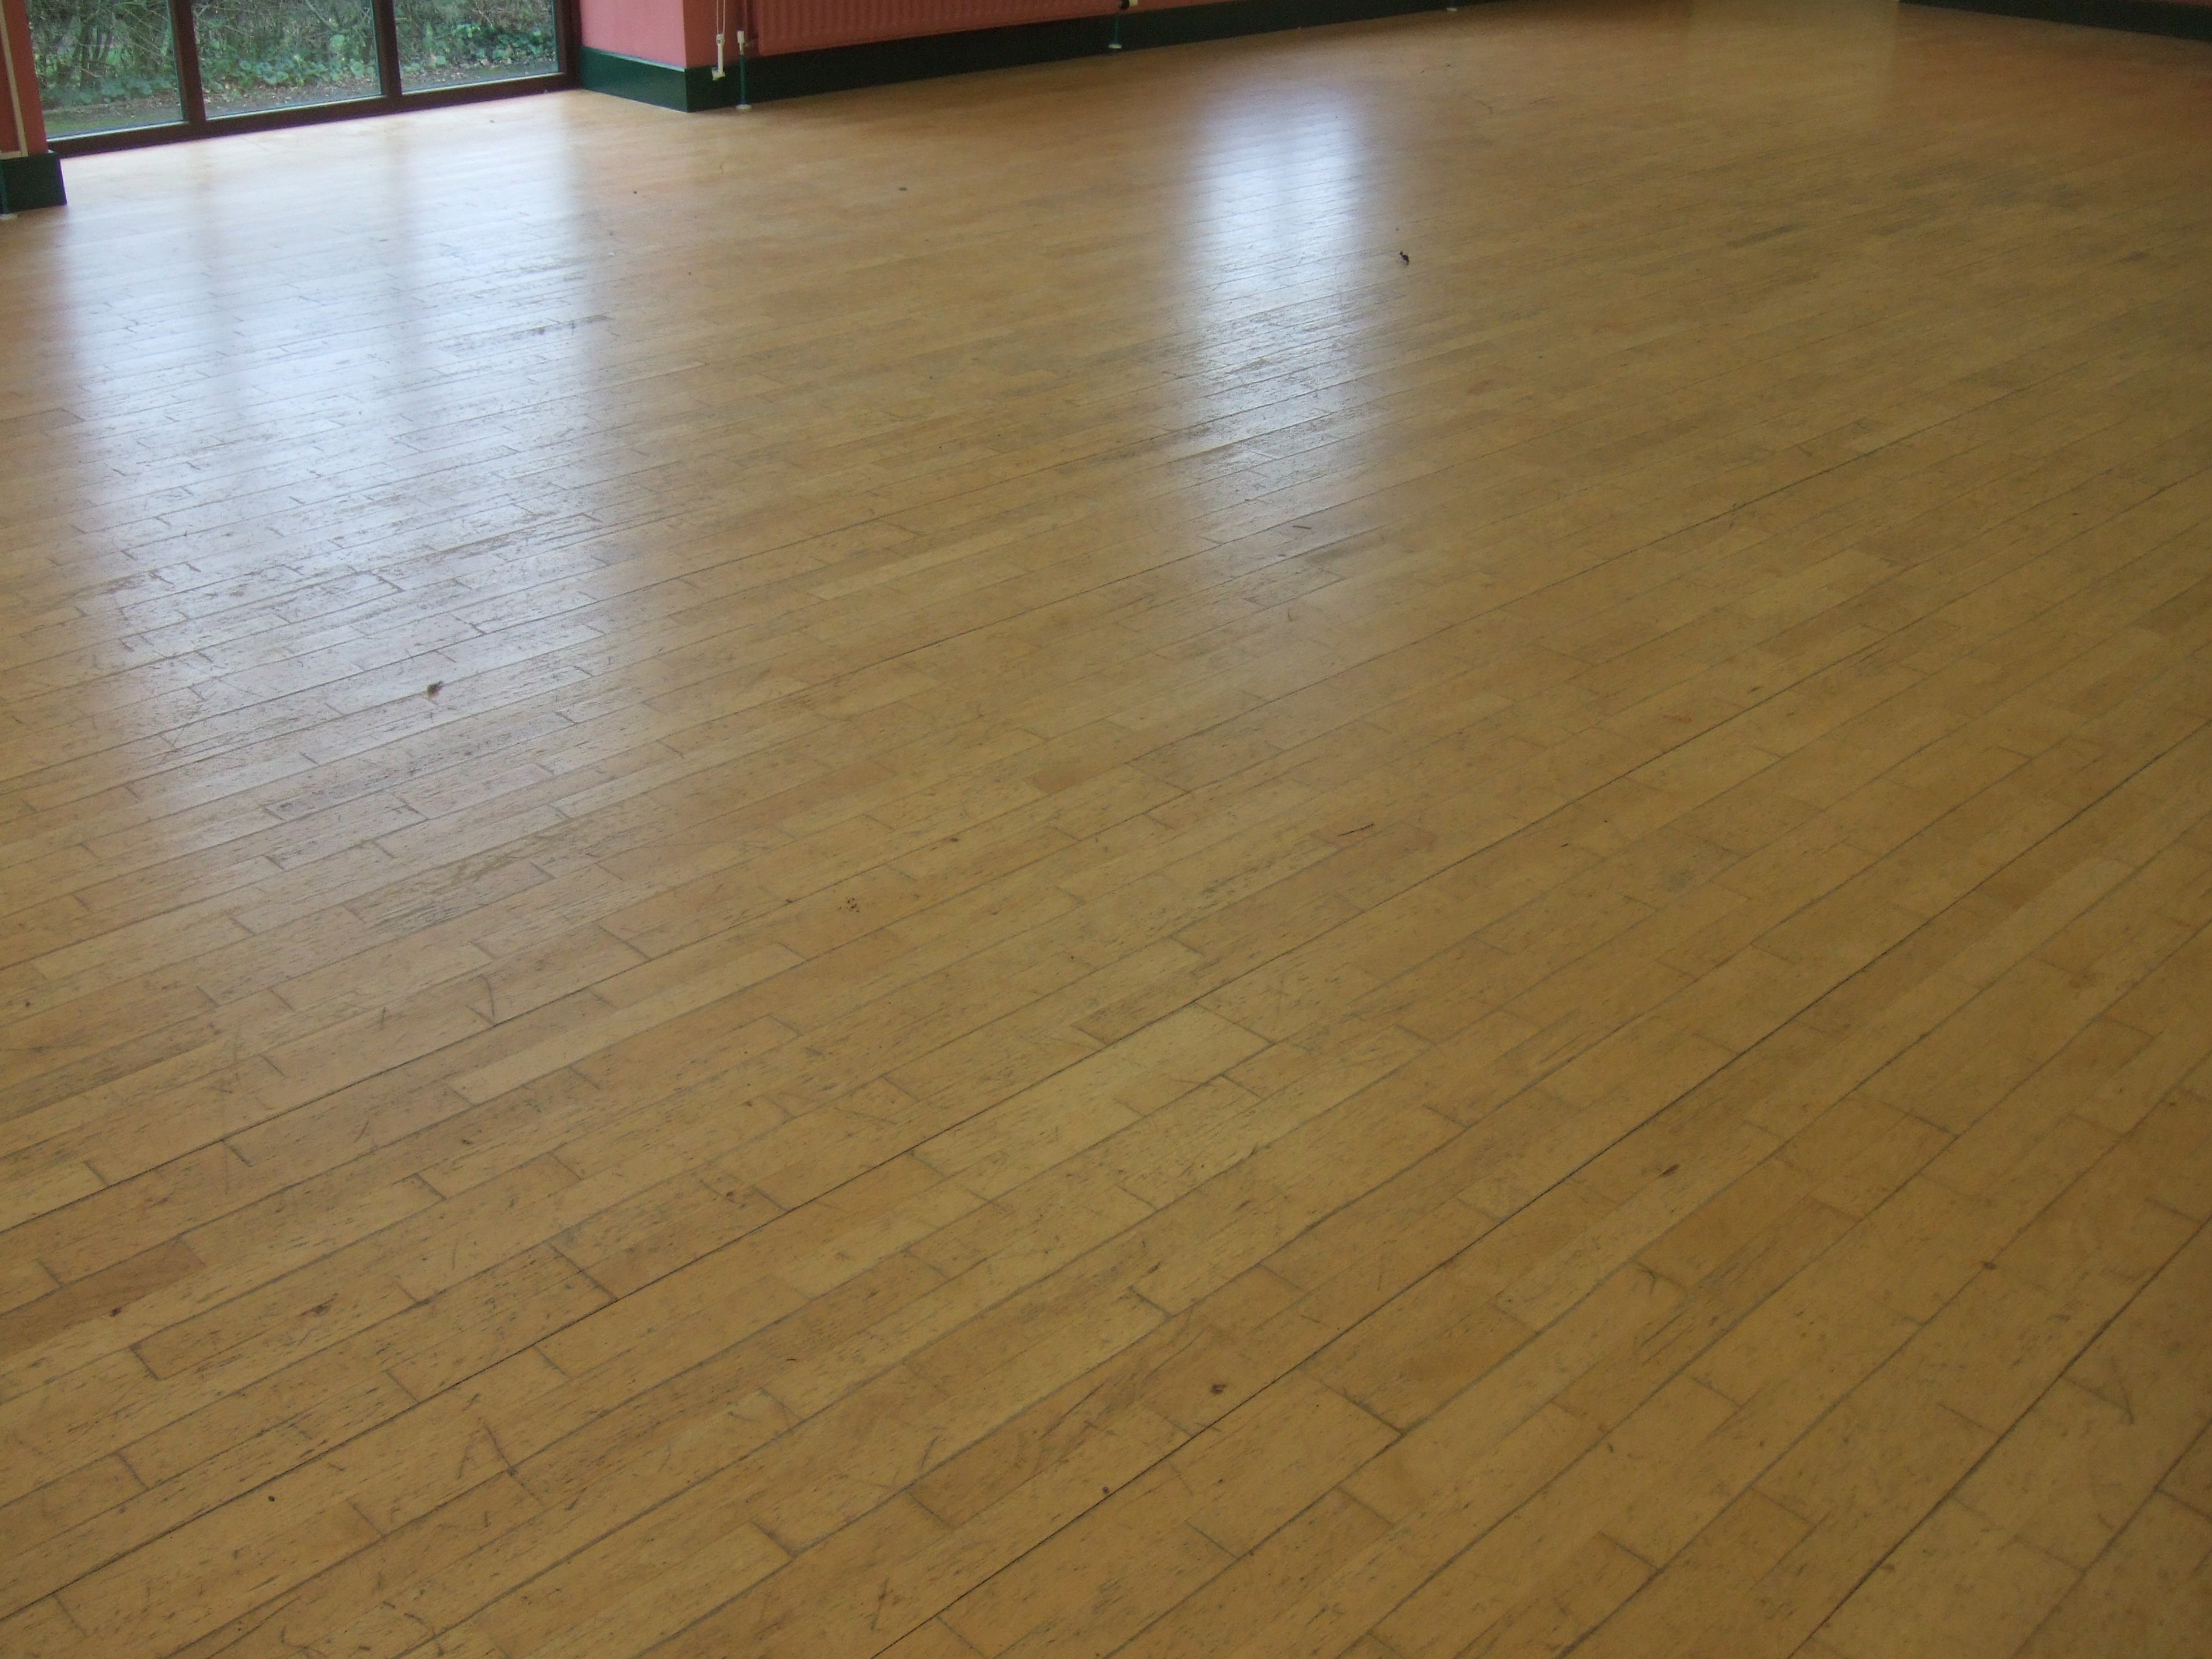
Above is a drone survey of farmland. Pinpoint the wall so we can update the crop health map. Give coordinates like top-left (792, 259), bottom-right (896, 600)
top-left (579, 0), bottom-right (721, 68)
top-left (750, 0), bottom-right (1117, 57)
top-left (576, 0), bottom-right (1452, 110)
top-left (3, 0), bottom-right (46, 155)
top-left (2, 0), bottom-right (64, 208)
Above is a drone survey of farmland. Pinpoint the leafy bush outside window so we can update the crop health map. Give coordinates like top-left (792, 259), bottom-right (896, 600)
top-left (29, 0), bottom-right (181, 133)
top-left (28, 0), bottom-right (558, 134)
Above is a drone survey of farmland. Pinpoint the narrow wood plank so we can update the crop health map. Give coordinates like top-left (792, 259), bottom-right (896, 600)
top-left (1, 1), bottom-right (2207, 1655)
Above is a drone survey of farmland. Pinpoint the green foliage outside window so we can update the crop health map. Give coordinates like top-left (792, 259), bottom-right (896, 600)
top-left (29, 0), bottom-right (179, 130)
top-left (27, 0), bottom-right (556, 134)
top-left (398, 0), bottom-right (557, 83)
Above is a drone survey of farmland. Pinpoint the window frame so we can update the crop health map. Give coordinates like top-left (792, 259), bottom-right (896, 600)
top-left (42, 0), bottom-right (577, 156)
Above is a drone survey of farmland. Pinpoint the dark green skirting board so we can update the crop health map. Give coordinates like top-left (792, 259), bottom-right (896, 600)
top-left (581, 17), bottom-right (1108, 110)
top-left (1904, 0), bottom-right (2212, 40)
top-left (581, 0), bottom-right (1491, 113)
top-left (0, 151), bottom-right (67, 212)
top-left (1122, 0), bottom-right (1482, 47)
top-left (578, 47), bottom-right (708, 110)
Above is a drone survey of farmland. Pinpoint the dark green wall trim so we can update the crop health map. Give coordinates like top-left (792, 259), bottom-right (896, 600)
top-left (743, 16), bottom-right (1116, 101)
top-left (0, 152), bottom-right (68, 211)
top-left (580, 46), bottom-right (702, 110)
top-left (583, 0), bottom-right (1489, 112)
top-left (1120, 0), bottom-right (1458, 50)
top-left (1905, 0), bottom-right (2212, 40)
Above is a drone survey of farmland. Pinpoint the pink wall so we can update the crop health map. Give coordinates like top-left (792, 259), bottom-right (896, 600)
top-left (582, 0), bottom-right (1250, 71)
top-left (579, 0), bottom-right (721, 68)
top-left (2, 0), bottom-right (47, 155)
top-left (750, 0), bottom-right (1115, 56)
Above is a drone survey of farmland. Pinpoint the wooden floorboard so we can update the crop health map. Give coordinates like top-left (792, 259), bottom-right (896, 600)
top-left (2, 0), bottom-right (2210, 1654)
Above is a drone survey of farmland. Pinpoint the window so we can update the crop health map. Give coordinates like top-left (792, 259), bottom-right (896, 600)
top-left (29, 0), bottom-right (569, 148)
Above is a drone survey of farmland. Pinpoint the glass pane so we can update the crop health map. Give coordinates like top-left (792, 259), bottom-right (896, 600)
top-left (396, 0), bottom-right (555, 91)
top-left (26, 0), bottom-right (184, 136)
top-left (192, 0), bottom-right (380, 117)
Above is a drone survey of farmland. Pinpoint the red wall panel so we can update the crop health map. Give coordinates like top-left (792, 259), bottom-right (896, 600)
top-left (580, 0), bottom-right (704, 65)
top-left (752, 0), bottom-right (1117, 56)
top-left (2, 0), bottom-right (47, 155)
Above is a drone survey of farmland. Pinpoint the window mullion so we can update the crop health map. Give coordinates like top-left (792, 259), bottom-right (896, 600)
top-left (169, 0), bottom-right (208, 124)
top-left (374, 0), bottom-right (403, 99)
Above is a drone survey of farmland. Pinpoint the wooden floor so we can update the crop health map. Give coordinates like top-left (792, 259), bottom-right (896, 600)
top-left (3, 1), bottom-right (2211, 1654)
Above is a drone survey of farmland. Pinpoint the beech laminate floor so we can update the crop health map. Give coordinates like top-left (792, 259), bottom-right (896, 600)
top-left (2, 2), bottom-right (2211, 1654)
